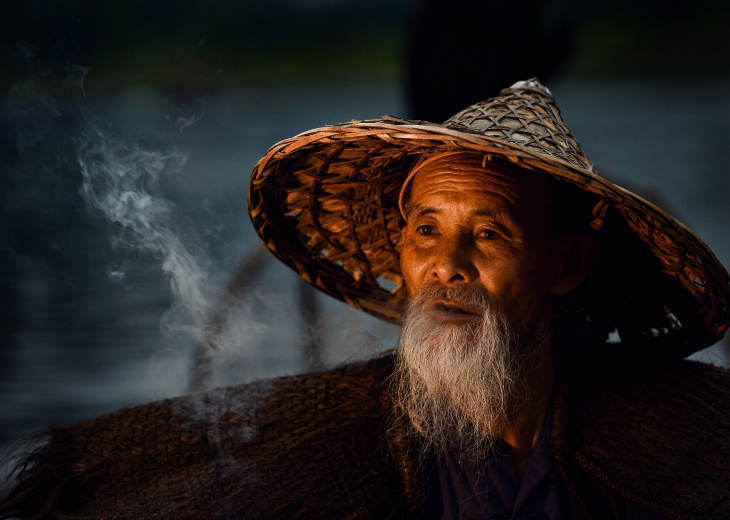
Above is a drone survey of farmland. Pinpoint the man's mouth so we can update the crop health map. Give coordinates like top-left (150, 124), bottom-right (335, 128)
top-left (429, 301), bottom-right (482, 319)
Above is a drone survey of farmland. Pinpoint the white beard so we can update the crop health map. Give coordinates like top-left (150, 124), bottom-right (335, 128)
top-left (392, 284), bottom-right (550, 461)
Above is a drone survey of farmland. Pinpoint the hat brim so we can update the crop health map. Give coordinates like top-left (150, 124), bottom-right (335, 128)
top-left (249, 116), bottom-right (730, 358)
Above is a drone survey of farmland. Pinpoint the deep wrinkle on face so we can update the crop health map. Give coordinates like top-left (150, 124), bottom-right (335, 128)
top-left (400, 153), bottom-right (563, 327)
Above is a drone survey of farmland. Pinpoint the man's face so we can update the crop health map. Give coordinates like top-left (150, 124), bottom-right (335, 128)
top-left (394, 153), bottom-right (579, 458)
top-left (400, 153), bottom-right (563, 329)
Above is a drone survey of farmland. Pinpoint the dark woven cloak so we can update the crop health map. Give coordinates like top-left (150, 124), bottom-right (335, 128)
top-left (1, 353), bottom-right (729, 520)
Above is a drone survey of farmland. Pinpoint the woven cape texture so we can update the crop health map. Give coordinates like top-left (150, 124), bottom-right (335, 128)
top-left (2, 354), bottom-right (730, 520)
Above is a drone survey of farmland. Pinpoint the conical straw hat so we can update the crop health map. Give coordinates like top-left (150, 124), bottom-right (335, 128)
top-left (249, 79), bottom-right (730, 359)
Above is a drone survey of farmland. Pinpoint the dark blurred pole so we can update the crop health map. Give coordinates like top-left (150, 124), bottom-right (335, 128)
top-left (299, 282), bottom-right (322, 371)
top-left (405, 0), bottom-right (575, 122)
top-left (188, 244), bottom-right (271, 393)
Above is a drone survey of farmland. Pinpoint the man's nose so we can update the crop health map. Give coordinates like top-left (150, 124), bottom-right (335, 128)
top-left (432, 235), bottom-right (478, 285)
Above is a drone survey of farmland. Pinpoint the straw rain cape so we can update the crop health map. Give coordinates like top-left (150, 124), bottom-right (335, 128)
top-left (1, 354), bottom-right (730, 519)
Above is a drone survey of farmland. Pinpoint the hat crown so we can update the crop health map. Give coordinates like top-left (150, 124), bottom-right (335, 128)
top-left (443, 78), bottom-right (596, 173)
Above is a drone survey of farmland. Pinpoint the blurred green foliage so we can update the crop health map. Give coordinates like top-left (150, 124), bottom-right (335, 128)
top-left (1, 0), bottom-right (728, 93)
top-left (1, 0), bottom-right (411, 91)
top-left (571, 3), bottom-right (730, 75)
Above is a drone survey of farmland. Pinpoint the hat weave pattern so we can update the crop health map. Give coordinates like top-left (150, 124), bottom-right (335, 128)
top-left (443, 79), bottom-right (596, 172)
top-left (249, 79), bottom-right (730, 357)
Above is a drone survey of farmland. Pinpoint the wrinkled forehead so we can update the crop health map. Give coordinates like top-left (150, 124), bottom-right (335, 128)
top-left (398, 151), bottom-right (551, 219)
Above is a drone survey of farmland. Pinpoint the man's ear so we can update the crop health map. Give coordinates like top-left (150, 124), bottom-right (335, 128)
top-left (550, 232), bottom-right (597, 296)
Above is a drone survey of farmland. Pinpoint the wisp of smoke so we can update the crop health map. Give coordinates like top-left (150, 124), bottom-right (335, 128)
top-left (77, 131), bottom-right (212, 341)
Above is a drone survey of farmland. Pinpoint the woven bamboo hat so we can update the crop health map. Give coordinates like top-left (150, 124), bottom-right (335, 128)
top-left (249, 79), bottom-right (730, 359)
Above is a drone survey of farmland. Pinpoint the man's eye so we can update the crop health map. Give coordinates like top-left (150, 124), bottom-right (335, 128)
top-left (477, 229), bottom-right (496, 239)
top-left (416, 225), bottom-right (435, 236)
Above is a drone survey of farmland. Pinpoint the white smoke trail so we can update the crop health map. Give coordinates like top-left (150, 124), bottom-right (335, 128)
top-left (78, 131), bottom-right (211, 340)
top-left (74, 123), bottom-right (311, 392)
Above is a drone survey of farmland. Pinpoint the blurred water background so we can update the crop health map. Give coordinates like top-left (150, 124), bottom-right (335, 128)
top-left (2, 0), bottom-right (730, 461)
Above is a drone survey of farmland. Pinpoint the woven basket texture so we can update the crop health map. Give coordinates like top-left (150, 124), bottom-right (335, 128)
top-left (249, 79), bottom-right (730, 358)
top-left (553, 359), bottom-right (730, 519)
top-left (2, 354), bottom-right (730, 519)
top-left (0, 356), bottom-right (414, 520)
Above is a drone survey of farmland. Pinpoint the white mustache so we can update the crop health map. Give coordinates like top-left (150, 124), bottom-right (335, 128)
top-left (411, 284), bottom-right (490, 313)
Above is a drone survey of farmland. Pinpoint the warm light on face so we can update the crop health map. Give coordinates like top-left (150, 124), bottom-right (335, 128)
top-left (399, 153), bottom-right (563, 327)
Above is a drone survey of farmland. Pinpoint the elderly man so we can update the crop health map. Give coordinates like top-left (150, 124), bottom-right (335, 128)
top-left (2, 79), bottom-right (730, 519)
